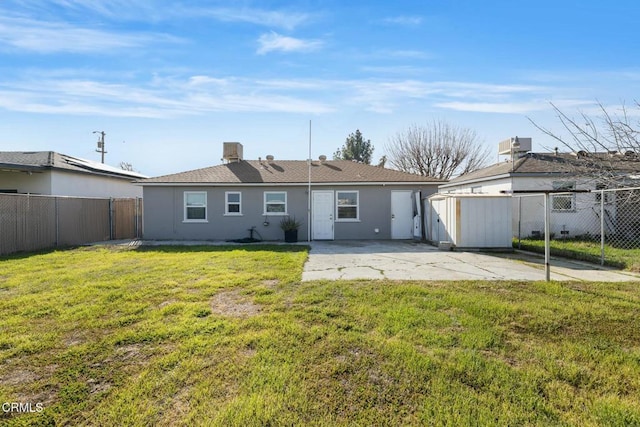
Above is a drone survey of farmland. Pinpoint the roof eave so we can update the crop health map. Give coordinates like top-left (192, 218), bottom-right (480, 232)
top-left (440, 170), bottom-right (588, 188)
top-left (138, 181), bottom-right (441, 187)
top-left (0, 164), bottom-right (47, 173)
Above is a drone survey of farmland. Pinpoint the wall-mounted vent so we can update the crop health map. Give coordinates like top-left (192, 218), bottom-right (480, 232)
top-left (498, 137), bottom-right (532, 155)
top-left (223, 142), bottom-right (243, 163)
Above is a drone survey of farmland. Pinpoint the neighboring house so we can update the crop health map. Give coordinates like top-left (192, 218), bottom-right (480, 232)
top-left (0, 151), bottom-right (146, 198)
top-left (139, 143), bottom-right (443, 241)
top-left (438, 143), bottom-right (640, 240)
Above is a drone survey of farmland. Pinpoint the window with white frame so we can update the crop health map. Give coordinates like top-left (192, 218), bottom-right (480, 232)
top-left (225, 191), bottom-right (242, 215)
top-left (184, 191), bottom-right (207, 221)
top-left (552, 181), bottom-right (575, 211)
top-left (336, 191), bottom-right (359, 220)
top-left (264, 191), bottom-right (287, 215)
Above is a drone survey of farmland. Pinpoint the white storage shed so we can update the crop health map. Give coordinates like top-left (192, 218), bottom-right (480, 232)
top-left (427, 194), bottom-right (513, 249)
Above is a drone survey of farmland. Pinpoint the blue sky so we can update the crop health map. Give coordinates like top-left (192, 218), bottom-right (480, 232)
top-left (1, 0), bottom-right (639, 176)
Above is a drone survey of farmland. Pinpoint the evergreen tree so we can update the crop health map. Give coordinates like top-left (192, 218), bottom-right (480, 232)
top-left (333, 129), bottom-right (374, 164)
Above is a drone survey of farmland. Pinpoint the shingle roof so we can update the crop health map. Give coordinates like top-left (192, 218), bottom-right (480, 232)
top-left (140, 160), bottom-right (443, 185)
top-left (443, 152), bottom-right (640, 186)
top-left (0, 151), bottom-right (147, 179)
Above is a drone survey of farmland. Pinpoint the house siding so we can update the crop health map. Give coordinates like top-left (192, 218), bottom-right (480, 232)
top-left (0, 170), bottom-right (52, 194)
top-left (0, 169), bottom-right (141, 197)
top-left (51, 170), bottom-right (142, 198)
top-left (142, 184), bottom-right (438, 241)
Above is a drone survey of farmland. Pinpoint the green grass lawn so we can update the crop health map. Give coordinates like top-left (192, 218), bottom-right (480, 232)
top-left (515, 238), bottom-right (640, 272)
top-left (1, 245), bottom-right (640, 426)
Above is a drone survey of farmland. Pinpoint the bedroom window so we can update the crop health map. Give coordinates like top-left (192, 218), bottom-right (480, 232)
top-left (552, 181), bottom-right (575, 211)
top-left (264, 191), bottom-right (287, 215)
top-left (184, 191), bottom-right (207, 221)
top-left (225, 192), bottom-right (242, 215)
top-left (336, 191), bottom-right (359, 220)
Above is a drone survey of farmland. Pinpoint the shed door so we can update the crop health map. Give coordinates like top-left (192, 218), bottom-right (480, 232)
top-left (391, 190), bottom-right (414, 239)
top-left (312, 191), bottom-right (334, 240)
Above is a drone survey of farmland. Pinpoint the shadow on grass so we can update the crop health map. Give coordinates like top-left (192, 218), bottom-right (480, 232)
top-left (0, 243), bottom-right (309, 261)
top-left (516, 241), bottom-right (627, 269)
top-left (0, 245), bottom-right (77, 262)
top-left (132, 244), bottom-right (310, 254)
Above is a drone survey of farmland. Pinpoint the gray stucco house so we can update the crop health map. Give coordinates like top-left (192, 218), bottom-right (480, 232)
top-left (139, 144), bottom-right (442, 241)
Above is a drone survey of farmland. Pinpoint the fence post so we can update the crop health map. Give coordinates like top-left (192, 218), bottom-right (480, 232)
top-left (55, 197), bottom-right (59, 247)
top-left (134, 198), bottom-right (138, 238)
top-left (517, 196), bottom-right (522, 249)
top-left (136, 197), bottom-right (142, 239)
top-left (600, 190), bottom-right (605, 266)
top-left (544, 193), bottom-right (551, 282)
top-left (109, 198), bottom-right (114, 241)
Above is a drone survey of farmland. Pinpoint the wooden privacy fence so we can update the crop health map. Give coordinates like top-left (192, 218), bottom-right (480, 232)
top-left (0, 194), bottom-right (142, 256)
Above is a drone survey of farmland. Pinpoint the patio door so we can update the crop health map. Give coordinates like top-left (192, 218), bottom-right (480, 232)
top-left (391, 190), bottom-right (414, 239)
top-left (312, 190), bottom-right (334, 240)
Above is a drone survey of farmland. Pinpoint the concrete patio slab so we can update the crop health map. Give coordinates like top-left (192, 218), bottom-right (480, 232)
top-left (301, 240), bottom-right (640, 282)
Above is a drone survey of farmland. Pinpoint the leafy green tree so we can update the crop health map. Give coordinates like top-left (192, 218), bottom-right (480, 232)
top-left (333, 129), bottom-right (374, 164)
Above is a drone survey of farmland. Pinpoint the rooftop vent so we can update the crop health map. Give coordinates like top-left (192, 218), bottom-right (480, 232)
top-left (319, 155), bottom-right (327, 163)
top-left (266, 155), bottom-right (275, 162)
top-left (498, 137), bottom-right (532, 155)
top-left (223, 142), bottom-right (243, 163)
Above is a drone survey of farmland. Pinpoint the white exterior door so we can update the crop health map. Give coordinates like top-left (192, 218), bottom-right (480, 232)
top-left (391, 190), bottom-right (414, 239)
top-left (312, 190), bottom-right (334, 240)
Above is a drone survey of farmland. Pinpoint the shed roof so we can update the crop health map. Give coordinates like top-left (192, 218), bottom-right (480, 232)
top-left (140, 160), bottom-right (443, 185)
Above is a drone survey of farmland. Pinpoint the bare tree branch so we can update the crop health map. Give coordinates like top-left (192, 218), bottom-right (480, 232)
top-left (528, 101), bottom-right (640, 188)
top-left (385, 120), bottom-right (490, 180)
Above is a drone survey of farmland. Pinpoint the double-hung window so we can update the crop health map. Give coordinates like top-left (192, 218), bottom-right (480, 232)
top-left (225, 192), bottom-right (242, 215)
top-left (184, 191), bottom-right (207, 221)
top-left (552, 181), bottom-right (575, 211)
top-left (336, 191), bottom-right (359, 220)
top-left (264, 192), bottom-right (287, 215)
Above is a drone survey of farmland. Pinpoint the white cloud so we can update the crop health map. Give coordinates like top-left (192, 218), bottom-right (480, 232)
top-left (0, 74), bottom-right (334, 118)
top-left (4, 1), bottom-right (313, 30)
top-left (188, 76), bottom-right (231, 87)
top-left (0, 67), bottom-right (621, 119)
top-left (434, 101), bottom-right (550, 114)
top-left (197, 7), bottom-right (310, 31)
top-left (383, 16), bottom-right (423, 26)
top-left (0, 15), bottom-right (180, 53)
top-left (257, 32), bottom-right (323, 55)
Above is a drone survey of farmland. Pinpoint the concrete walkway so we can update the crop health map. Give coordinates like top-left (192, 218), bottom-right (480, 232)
top-left (301, 240), bottom-right (640, 282)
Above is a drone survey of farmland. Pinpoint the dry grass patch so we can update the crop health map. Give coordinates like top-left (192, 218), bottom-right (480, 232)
top-left (211, 290), bottom-right (262, 318)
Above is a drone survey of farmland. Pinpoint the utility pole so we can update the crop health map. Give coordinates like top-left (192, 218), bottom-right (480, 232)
top-left (93, 131), bottom-right (107, 163)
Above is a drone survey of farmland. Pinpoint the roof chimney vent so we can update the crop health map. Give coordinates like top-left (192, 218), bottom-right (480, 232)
top-left (319, 155), bottom-right (327, 163)
top-left (266, 155), bottom-right (275, 162)
top-left (223, 142), bottom-right (243, 163)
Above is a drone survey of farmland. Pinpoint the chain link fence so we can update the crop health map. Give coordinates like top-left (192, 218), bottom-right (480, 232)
top-left (513, 187), bottom-right (640, 269)
top-left (0, 194), bottom-right (142, 256)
